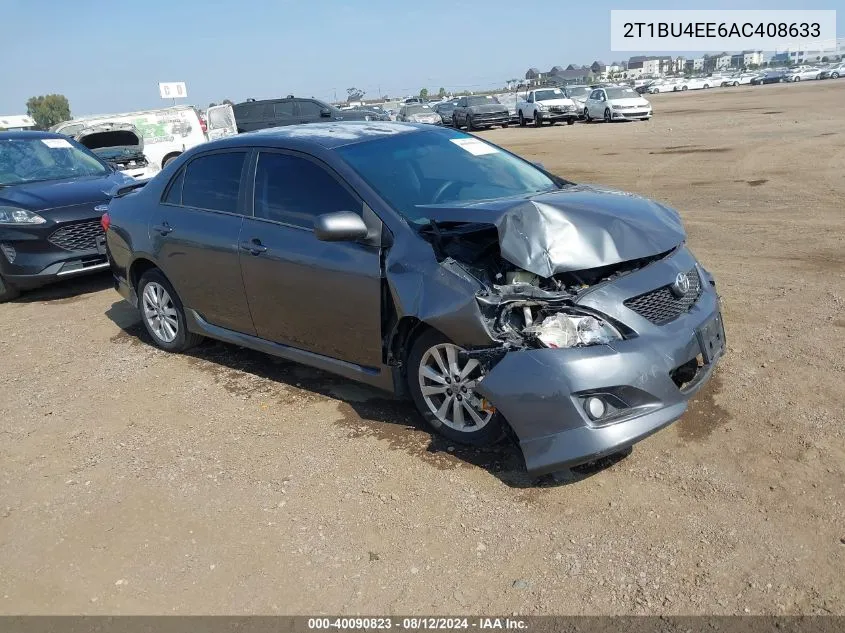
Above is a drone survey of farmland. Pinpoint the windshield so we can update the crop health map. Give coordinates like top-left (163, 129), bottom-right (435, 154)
top-left (564, 86), bottom-right (589, 98)
top-left (606, 88), bottom-right (638, 99)
top-left (435, 103), bottom-right (455, 112)
top-left (337, 128), bottom-right (558, 223)
top-left (533, 89), bottom-right (564, 101)
top-left (0, 137), bottom-right (109, 186)
top-left (406, 105), bottom-right (433, 115)
top-left (467, 95), bottom-right (500, 106)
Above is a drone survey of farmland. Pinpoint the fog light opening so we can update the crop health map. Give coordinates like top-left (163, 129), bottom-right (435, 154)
top-left (0, 243), bottom-right (16, 263)
top-left (585, 396), bottom-right (607, 420)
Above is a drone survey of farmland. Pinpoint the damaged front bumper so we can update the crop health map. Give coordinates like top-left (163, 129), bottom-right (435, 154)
top-left (474, 252), bottom-right (725, 476)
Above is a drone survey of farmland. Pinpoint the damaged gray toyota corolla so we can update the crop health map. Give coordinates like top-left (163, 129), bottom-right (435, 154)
top-left (105, 122), bottom-right (725, 476)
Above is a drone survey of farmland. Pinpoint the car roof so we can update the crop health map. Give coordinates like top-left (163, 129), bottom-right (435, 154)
top-left (200, 121), bottom-right (428, 150)
top-left (0, 130), bottom-right (69, 140)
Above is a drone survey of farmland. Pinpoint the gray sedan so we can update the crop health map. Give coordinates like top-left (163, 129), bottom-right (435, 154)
top-left (104, 122), bottom-right (725, 475)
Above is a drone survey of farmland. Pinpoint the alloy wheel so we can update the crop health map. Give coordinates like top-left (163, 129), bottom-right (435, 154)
top-left (142, 282), bottom-right (179, 343)
top-left (418, 343), bottom-right (492, 432)
top-left (604, 108), bottom-right (611, 122)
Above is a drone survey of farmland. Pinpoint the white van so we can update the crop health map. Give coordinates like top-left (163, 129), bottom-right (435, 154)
top-left (52, 104), bottom-right (236, 173)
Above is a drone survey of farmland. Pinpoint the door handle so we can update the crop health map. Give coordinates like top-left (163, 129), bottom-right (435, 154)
top-left (240, 238), bottom-right (267, 255)
top-left (153, 222), bottom-right (173, 235)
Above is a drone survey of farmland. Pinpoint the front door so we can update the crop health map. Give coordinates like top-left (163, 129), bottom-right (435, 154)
top-left (150, 150), bottom-right (255, 334)
top-left (238, 150), bottom-right (383, 368)
top-left (295, 100), bottom-right (324, 125)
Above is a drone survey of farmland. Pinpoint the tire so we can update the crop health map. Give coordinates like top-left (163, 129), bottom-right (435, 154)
top-left (466, 115), bottom-right (474, 131)
top-left (733, 81), bottom-right (739, 87)
top-left (584, 108), bottom-right (592, 122)
top-left (500, 121), bottom-right (509, 128)
top-left (161, 154), bottom-right (180, 168)
top-left (518, 111), bottom-right (526, 127)
top-left (452, 115), bottom-right (460, 129)
top-left (604, 108), bottom-right (612, 123)
top-left (534, 112), bottom-right (542, 127)
top-left (832, 72), bottom-right (840, 79)
top-left (0, 274), bottom-right (20, 303)
top-left (407, 328), bottom-right (505, 447)
top-left (567, 117), bottom-right (575, 125)
top-left (794, 76), bottom-right (801, 82)
top-left (653, 88), bottom-right (660, 93)
top-left (703, 84), bottom-right (710, 89)
top-left (682, 85), bottom-right (688, 91)
top-left (137, 269), bottom-right (203, 352)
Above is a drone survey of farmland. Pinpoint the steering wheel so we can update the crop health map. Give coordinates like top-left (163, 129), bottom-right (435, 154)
top-left (431, 180), bottom-right (462, 204)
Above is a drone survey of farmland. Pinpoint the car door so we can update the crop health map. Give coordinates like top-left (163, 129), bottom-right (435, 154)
top-left (150, 150), bottom-right (255, 334)
top-left (295, 100), bottom-right (326, 124)
top-left (238, 150), bottom-right (384, 367)
top-left (585, 90), bottom-right (598, 117)
top-left (455, 97), bottom-right (468, 125)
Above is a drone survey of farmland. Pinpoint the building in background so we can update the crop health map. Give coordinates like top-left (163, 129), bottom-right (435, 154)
top-left (779, 38), bottom-right (845, 63)
top-left (732, 50), bottom-right (764, 68)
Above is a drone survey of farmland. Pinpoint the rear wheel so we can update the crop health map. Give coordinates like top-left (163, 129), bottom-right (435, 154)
top-left (137, 269), bottom-right (203, 352)
top-left (407, 329), bottom-right (505, 447)
top-left (0, 274), bottom-right (20, 303)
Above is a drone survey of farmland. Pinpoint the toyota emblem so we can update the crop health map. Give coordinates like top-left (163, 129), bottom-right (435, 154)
top-left (671, 272), bottom-right (691, 297)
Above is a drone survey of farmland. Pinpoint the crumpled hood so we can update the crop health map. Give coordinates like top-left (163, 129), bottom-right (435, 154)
top-left (423, 184), bottom-right (686, 277)
top-left (0, 173), bottom-right (131, 211)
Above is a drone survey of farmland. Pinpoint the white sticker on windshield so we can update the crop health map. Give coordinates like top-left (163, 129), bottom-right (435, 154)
top-left (41, 138), bottom-right (72, 149)
top-left (450, 138), bottom-right (498, 156)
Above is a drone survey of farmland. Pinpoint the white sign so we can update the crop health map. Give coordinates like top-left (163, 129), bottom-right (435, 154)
top-left (450, 138), bottom-right (499, 156)
top-left (159, 82), bottom-right (188, 99)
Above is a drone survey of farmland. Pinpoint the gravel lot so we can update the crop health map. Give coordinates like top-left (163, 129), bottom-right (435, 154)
top-left (1, 80), bottom-right (843, 615)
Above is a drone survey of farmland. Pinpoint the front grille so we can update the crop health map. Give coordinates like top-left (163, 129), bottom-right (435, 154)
top-left (624, 268), bottom-right (702, 325)
top-left (48, 220), bottom-right (104, 252)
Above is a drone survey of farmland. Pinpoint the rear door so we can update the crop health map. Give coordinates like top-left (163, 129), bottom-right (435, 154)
top-left (206, 104), bottom-right (238, 140)
top-left (150, 150), bottom-right (255, 334)
top-left (238, 150), bottom-right (383, 367)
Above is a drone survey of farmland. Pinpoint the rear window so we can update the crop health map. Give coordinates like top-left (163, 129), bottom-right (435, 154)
top-left (181, 152), bottom-right (246, 214)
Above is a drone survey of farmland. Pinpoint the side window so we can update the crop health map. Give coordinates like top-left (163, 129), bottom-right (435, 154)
top-left (297, 100), bottom-right (322, 117)
top-left (253, 152), bottom-right (359, 229)
top-left (274, 101), bottom-right (295, 120)
top-left (181, 152), bottom-right (246, 214)
top-left (162, 167), bottom-right (185, 205)
top-left (234, 103), bottom-right (254, 121)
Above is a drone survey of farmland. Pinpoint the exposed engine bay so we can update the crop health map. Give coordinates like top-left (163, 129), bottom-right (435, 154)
top-left (420, 219), bottom-right (674, 354)
top-left (71, 123), bottom-right (150, 175)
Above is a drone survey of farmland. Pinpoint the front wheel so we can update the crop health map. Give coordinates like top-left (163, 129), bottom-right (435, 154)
top-left (533, 112), bottom-right (542, 127)
top-left (584, 108), bottom-right (592, 122)
top-left (137, 269), bottom-right (203, 352)
top-left (466, 115), bottom-right (474, 131)
top-left (518, 111), bottom-right (526, 127)
top-left (0, 274), bottom-right (20, 303)
top-left (832, 72), bottom-right (840, 79)
top-left (604, 108), bottom-right (612, 123)
top-left (682, 85), bottom-right (688, 91)
top-left (407, 329), bottom-right (505, 447)
top-left (793, 76), bottom-right (801, 82)
top-left (567, 117), bottom-right (575, 125)
top-left (733, 81), bottom-right (739, 87)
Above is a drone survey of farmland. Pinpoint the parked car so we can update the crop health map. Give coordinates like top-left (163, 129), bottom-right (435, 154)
top-left (817, 64), bottom-right (844, 79)
top-left (721, 73), bottom-right (760, 87)
top-left (432, 101), bottom-right (459, 126)
top-left (451, 95), bottom-right (510, 130)
top-left (750, 71), bottom-right (787, 85)
top-left (785, 66), bottom-right (822, 82)
top-left (517, 88), bottom-right (579, 127)
top-left (52, 105), bottom-right (236, 171)
top-left (584, 87), bottom-right (652, 122)
top-left (103, 121), bottom-right (724, 475)
top-left (674, 77), bottom-right (714, 91)
top-left (562, 85), bottom-right (590, 117)
top-left (66, 122), bottom-right (154, 180)
top-left (397, 104), bottom-right (442, 125)
top-left (645, 79), bottom-right (676, 93)
top-left (233, 97), bottom-right (384, 133)
top-left (0, 131), bottom-right (135, 302)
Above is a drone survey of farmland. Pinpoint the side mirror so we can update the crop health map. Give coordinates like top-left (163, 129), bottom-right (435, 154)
top-left (320, 108), bottom-right (332, 118)
top-left (314, 211), bottom-right (368, 242)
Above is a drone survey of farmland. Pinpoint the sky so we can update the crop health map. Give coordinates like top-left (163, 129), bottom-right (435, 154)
top-left (0, 0), bottom-right (841, 117)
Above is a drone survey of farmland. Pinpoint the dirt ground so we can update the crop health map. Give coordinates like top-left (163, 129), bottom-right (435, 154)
top-left (1, 80), bottom-right (843, 616)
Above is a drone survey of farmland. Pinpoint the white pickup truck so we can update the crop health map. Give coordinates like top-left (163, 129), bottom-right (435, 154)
top-left (517, 88), bottom-right (579, 126)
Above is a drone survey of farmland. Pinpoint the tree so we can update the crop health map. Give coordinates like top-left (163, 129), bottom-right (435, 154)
top-left (26, 94), bottom-right (70, 130)
top-left (222, 99), bottom-right (234, 105)
top-left (419, 88), bottom-right (429, 100)
top-left (438, 87), bottom-right (446, 98)
top-left (346, 87), bottom-right (365, 102)
top-left (208, 102), bottom-right (218, 108)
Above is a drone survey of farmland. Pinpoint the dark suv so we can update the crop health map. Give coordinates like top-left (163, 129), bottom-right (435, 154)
top-left (233, 97), bottom-right (385, 133)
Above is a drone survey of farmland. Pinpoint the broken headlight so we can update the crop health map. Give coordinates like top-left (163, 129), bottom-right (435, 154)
top-left (528, 312), bottom-right (621, 349)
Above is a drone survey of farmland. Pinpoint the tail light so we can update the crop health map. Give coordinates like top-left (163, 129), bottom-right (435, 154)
top-left (199, 117), bottom-right (208, 134)
top-left (100, 212), bottom-right (111, 232)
